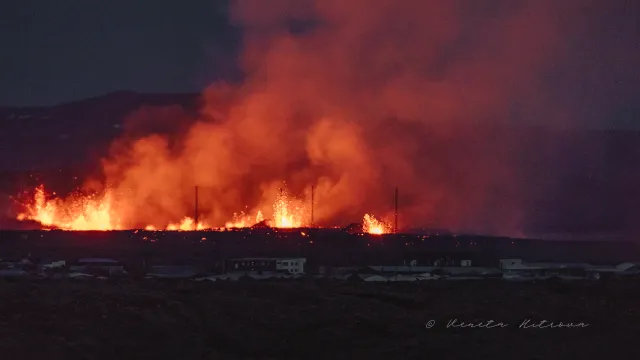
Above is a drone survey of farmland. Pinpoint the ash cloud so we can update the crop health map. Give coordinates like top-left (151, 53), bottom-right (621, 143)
top-left (95, 0), bottom-right (639, 235)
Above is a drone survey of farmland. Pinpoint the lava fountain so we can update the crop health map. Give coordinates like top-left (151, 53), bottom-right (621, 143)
top-left (362, 213), bottom-right (391, 234)
top-left (15, 184), bottom-right (313, 231)
top-left (16, 185), bottom-right (121, 231)
top-left (272, 188), bottom-right (307, 228)
top-left (224, 210), bottom-right (264, 228)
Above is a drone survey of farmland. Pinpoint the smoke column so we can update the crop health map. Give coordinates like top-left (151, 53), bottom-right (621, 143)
top-left (81, 0), bottom-right (638, 236)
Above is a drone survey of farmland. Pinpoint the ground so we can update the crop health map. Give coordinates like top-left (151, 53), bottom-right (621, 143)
top-left (0, 278), bottom-right (636, 359)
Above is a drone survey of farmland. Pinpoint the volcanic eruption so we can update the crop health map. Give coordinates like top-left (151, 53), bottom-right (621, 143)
top-left (9, 0), bottom-right (634, 236)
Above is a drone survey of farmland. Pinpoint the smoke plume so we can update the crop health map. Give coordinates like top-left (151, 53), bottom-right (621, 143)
top-left (89, 0), bottom-right (637, 236)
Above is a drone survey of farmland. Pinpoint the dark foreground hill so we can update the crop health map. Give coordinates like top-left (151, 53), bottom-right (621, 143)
top-left (0, 279), bottom-right (636, 359)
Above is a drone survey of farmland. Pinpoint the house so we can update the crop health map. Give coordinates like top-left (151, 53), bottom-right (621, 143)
top-left (275, 258), bottom-right (306, 274)
top-left (69, 258), bottom-right (125, 275)
top-left (225, 257), bottom-right (306, 275)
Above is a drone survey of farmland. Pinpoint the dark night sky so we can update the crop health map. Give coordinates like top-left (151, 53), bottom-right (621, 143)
top-left (0, 0), bottom-right (239, 106)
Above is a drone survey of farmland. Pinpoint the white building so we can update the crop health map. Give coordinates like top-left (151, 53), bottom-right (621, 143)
top-left (276, 258), bottom-right (306, 274)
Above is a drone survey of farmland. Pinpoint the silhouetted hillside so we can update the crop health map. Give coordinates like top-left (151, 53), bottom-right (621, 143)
top-left (0, 91), bottom-right (201, 171)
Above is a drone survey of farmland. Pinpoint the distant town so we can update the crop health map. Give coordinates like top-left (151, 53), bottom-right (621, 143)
top-left (3, 255), bottom-right (640, 282)
top-left (2, 254), bottom-right (640, 282)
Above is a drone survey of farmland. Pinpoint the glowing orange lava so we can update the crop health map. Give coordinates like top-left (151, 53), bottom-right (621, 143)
top-left (362, 214), bottom-right (391, 234)
top-left (16, 185), bottom-right (213, 231)
top-left (166, 217), bottom-right (209, 231)
top-left (17, 185), bottom-right (121, 231)
top-left (223, 188), bottom-right (309, 228)
top-left (272, 189), bottom-right (306, 228)
top-left (16, 184), bottom-right (311, 231)
top-left (224, 210), bottom-right (264, 228)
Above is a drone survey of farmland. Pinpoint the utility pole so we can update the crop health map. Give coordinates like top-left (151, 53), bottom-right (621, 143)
top-left (311, 185), bottom-right (315, 227)
top-left (194, 185), bottom-right (199, 231)
top-left (394, 187), bottom-right (398, 234)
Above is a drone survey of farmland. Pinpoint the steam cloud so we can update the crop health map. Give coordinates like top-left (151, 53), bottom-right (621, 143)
top-left (87, 0), bottom-right (637, 236)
